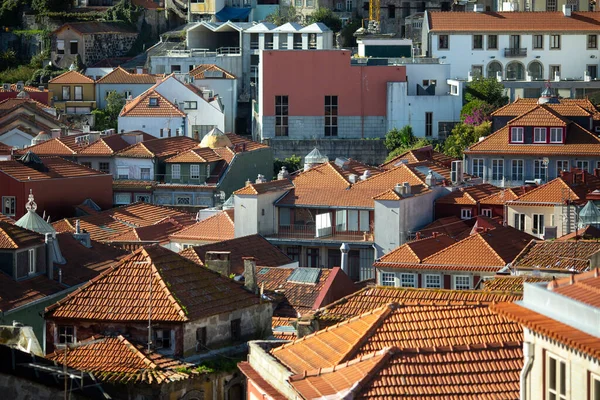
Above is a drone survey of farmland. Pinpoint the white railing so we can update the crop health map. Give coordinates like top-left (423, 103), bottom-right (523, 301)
top-left (166, 47), bottom-right (241, 57)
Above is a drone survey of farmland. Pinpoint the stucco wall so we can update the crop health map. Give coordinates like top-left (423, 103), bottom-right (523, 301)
top-left (96, 83), bottom-right (155, 109)
top-left (234, 195), bottom-right (258, 238)
top-left (191, 78), bottom-right (238, 133)
top-left (118, 115), bottom-right (184, 139)
top-left (113, 157), bottom-right (155, 180)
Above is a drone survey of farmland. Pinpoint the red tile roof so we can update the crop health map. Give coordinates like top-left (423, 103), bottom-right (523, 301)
top-left (15, 134), bottom-right (87, 156)
top-left (120, 89), bottom-right (185, 117)
top-left (189, 64), bottom-right (236, 79)
top-left (0, 98), bottom-right (52, 112)
top-left (509, 171), bottom-right (600, 205)
top-left (77, 134), bottom-right (131, 156)
top-left (107, 219), bottom-right (183, 245)
top-left (53, 22), bottom-right (137, 35)
top-left (0, 221), bottom-right (44, 249)
top-left (234, 179), bottom-right (294, 195)
top-left (549, 268), bottom-right (600, 307)
top-left (435, 183), bottom-right (502, 205)
top-left (116, 136), bottom-right (199, 159)
top-left (95, 67), bottom-right (159, 84)
top-left (557, 225), bottom-right (600, 241)
top-left (512, 240), bottom-right (600, 273)
top-left (49, 70), bottom-right (95, 84)
top-left (45, 246), bottom-right (261, 322)
top-left (482, 275), bottom-right (553, 293)
top-left (170, 210), bottom-right (235, 243)
top-left (374, 234), bottom-right (456, 267)
top-left (0, 274), bottom-right (65, 313)
top-left (417, 216), bottom-right (475, 240)
top-left (238, 362), bottom-right (288, 400)
top-left (381, 146), bottom-right (457, 169)
top-left (479, 186), bottom-right (536, 205)
top-left (163, 147), bottom-right (223, 163)
top-left (46, 335), bottom-right (193, 384)
top-left (0, 157), bottom-right (107, 182)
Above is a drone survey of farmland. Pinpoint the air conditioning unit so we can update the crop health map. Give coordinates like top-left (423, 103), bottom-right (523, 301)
top-left (451, 160), bottom-right (463, 184)
top-left (2, 83), bottom-right (10, 91)
top-left (16, 81), bottom-right (24, 91)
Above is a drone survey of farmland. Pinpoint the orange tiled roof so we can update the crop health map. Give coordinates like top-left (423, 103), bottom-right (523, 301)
top-left (549, 268), bottom-right (600, 307)
top-left (557, 224), bottom-right (600, 240)
top-left (163, 147), bottom-right (222, 163)
top-left (509, 172), bottom-right (600, 205)
top-left (482, 275), bottom-right (553, 293)
top-left (49, 70), bottom-right (95, 84)
top-left (108, 219), bottom-right (183, 244)
top-left (15, 134), bottom-right (88, 156)
top-left (374, 234), bottom-right (456, 266)
top-left (492, 98), bottom-right (597, 118)
top-left (46, 335), bottom-right (193, 383)
top-left (170, 209), bottom-right (234, 243)
top-left (0, 157), bottom-right (107, 181)
top-left (116, 136), bottom-right (199, 159)
top-left (466, 122), bottom-right (600, 156)
top-left (479, 186), bottom-right (535, 205)
top-left (120, 89), bottom-right (185, 117)
top-left (96, 67), bottom-right (159, 84)
top-left (45, 246), bottom-right (261, 322)
top-left (428, 11), bottom-right (600, 32)
top-left (381, 146), bottom-right (457, 170)
top-left (0, 97), bottom-right (53, 112)
top-left (0, 273), bottom-right (65, 312)
top-left (507, 105), bottom-right (567, 127)
top-left (493, 301), bottom-right (600, 361)
top-left (238, 362), bottom-right (288, 400)
top-left (0, 84), bottom-right (46, 93)
top-left (234, 179), bottom-right (294, 195)
top-left (418, 216), bottom-right (475, 240)
top-left (226, 133), bottom-right (270, 153)
top-left (512, 240), bottom-right (600, 272)
top-left (435, 183), bottom-right (501, 205)
top-left (77, 134), bottom-right (131, 156)
top-left (189, 64), bottom-right (236, 79)
top-left (0, 221), bottom-right (44, 249)
top-left (0, 213), bottom-right (14, 224)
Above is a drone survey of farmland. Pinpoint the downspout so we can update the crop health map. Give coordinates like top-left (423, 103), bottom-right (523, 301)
top-left (361, 66), bottom-right (365, 139)
top-left (520, 342), bottom-right (534, 400)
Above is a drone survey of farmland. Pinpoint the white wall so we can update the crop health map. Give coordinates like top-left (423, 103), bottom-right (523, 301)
top-left (113, 157), bottom-right (154, 180)
top-left (118, 115), bottom-right (184, 139)
top-left (234, 195), bottom-right (258, 237)
top-left (191, 78), bottom-right (238, 133)
top-left (0, 128), bottom-right (33, 149)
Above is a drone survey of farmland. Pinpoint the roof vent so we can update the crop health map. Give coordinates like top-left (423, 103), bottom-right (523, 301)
top-left (256, 174), bottom-right (266, 184)
top-left (361, 170), bottom-right (371, 181)
top-left (349, 174), bottom-right (358, 184)
top-left (394, 183), bottom-right (405, 195)
top-left (334, 157), bottom-right (351, 170)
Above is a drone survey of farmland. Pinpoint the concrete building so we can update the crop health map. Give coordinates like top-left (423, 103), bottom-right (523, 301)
top-left (95, 67), bottom-right (159, 109)
top-left (48, 70), bottom-right (96, 115)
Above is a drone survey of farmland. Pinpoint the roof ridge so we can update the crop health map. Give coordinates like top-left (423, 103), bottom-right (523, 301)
top-left (475, 232), bottom-right (508, 265)
top-left (327, 162), bottom-right (353, 187)
top-left (117, 334), bottom-right (161, 369)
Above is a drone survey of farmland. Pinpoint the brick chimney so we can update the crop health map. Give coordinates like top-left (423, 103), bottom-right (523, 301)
top-left (243, 256), bottom-right (257, 294)
top-left (205, 251), bottom-right (231, 277)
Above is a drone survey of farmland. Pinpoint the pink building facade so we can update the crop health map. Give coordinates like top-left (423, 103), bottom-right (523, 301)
top-left (256, 50), bottom-right (407, 140)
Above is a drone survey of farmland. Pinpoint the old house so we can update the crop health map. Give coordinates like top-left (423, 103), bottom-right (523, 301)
top-left (434, 183), bottom-right (502, 220)
top-left (44, 245), bottom-right (273, 357)
top-left (51, 22), bottom-right (138, 69)
top-left (0, 84), bottom-right (52, 105)
top-left (0, 98), bottom-right (62, 149)
top-left (169, 209), bottom-right (236, 249)
top-left (95, 66), bottom-right (159, 109)
top-left (48, 70), bottom-right (96, 114)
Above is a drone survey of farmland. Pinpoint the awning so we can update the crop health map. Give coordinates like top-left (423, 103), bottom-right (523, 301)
top-left (216, 7), bottom-right (251, 21)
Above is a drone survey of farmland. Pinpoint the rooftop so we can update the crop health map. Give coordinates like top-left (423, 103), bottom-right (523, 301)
top-left (417, 216), bottom-right (475, 240)
top-left (508, 170), bottom-right (600, 205)
top-left (549, 268), bottom-right (600, 307)
top-left (77, 134), bottom-right (131, 156)
top-left (189, 64), bottom-right (236, 80)
top-left (435, 183), bottom-right (502, 205)
top-left (0, 156), bottom-right (107, 182)
top-left (482, 275), bottom-right (553, 293)
top-left (53, 21), bottom-right (138, 35)
top-left (380, 146), bottom-right (456, 169)
top-left (511, 240), bottom-right (600, 273)
top-left (48, 70), bottom-right (95, 85)
top-left (0, 221), bottom-right (44, 249)
top-left (119, 88), bottom-right (185, 117)
top-left (116, 136), bottom-right (200, 159)
top-left (171, 209), bottom-right (235, 243)
top-left (95, 66), bottom-right (159, 85)
top-left (374, 234), bottom-right (456, 266)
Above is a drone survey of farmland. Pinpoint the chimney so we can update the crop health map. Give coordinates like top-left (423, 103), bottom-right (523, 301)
top-left (243, 257), bottom-right (257, 294)
top-left (432, 231), bottom-right (438, 238)
top-left (255, 174), bottom-right (266, 184)
top-left (562, 4), bottom-right (571, 16)
top-left (394, 183), bottom-right (405, 196)
top-left (340, 243), bottom-right (350, 274)
top-left (45, 233), bottom-right (54, 281)
top-left (277, 166), bottom-right (290, 180)
top-left (425, 170), bottom-right (436, 187)
top-left (125, 95), bottom-right (133, 104)
top-left (73, 219), bottom-right (91, 248)
top-left (61, 127), bottom-right (68, 137)
top-left (193, 130), bottom-right (199, 141)
top-left (245, 179), bottom-right (252, 186)
top-left (360, 170), bottom-right (371, 181)
top-left (403, 182), bottom-right (412, 195)
top-left (348, 174), bottom-right (358, 184)
top-left (296, 314), bottom-right (319, 338)
top-left (415, 232), bottom-right (421, 240)
top-left (204, 251), bottom-right (231, 277)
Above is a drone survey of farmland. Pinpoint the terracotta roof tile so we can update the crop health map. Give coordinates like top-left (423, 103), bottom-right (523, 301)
top-left (493, 301), bottom-right (600, 361)
top-left (0, 274), bottom-right (65, 312)
top-left (428, 11), bottom-right (600, 32)
top-left (189, 64), bottom-right (236, 79)
top-left (417, 216), bottom-right (475, 240)
top-left (45, 246), bottom-right (261, 322)
top-left (234, 179), bottom-right (293, 195)
top-left (226, 133), bottom-right (270, 153)
top-left (15, 134), bottom-right (87, 156)
top-left (238, 362), bottom-right (288, 400)
top-left (0, 98), bottom-right (52, 112)
top-left (120, 89), bottom-right (185, 117)
top-left (0, 221), bottom-right (44, 249)
top-left (381, 146), bottom-right (457, 169)
top-left (96, 67), bottom-right (159, 84)
top-left (163, 147), bottom-right (222, 163)
top-left (374, 234), bottom-right (456, 266)
top-left (49, 70), bottom-right (95, 84)
top-left (482, 275), bottom-right (553, 293)
top-left (0, 213), bottom-right (14, 224)
top-left (54, 22), bottom-right (137, 35)
top-left (77, 135), bottom-right (131, 156)
top-left (116, 136), bottom-right (199, 159)
top-left (46, 335), bottom-right (193, 384)
top-left (257, 267), bottom-right (332, 311)
top-left (171, 210), bottom-right (234, 243)
top-left (509, 171), bottom-right (600, 205)
top-left (492, 98), bottom-right (597, 118)
top-left (108, 219), bottom-right (183, 244)
top-left (435, 183), bottom-right (501, 205)
top-left (549, 268), bottom-right (600, 307)
top-left (512, 240), bottom-right (600, 273)
top-left (507, 105), bottom-right (568, 127)
top-left (0, 83), bottom-right (46, 93)
top-left (479, 186), bottom-right (535, 205)
top-left (0, 157), bottom-right (107, 181)
top-left (557, 225), bottom-right (600, 240)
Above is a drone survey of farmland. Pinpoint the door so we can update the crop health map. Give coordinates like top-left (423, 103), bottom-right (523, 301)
top-left (510, 35), bottom-right (520, 50)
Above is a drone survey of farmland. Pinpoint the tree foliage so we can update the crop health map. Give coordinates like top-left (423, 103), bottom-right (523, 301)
top-left (464, 77), bottom-right (508, 109)
top-left (460, 99), bottom-right (495, 125)
top-left (93, 91), bottom-right (125, 130)
top-left (341, 16), bottom-right (362, 47)
top-left (32, 0), bottom-right (72, 13)
top-left (265, 6), bottom-right (302, 25)
top-left (442, 121), bottom-right (491, 158)
top-left (308, 8), bottom-right (342, 32)
top-left (274, 155), bottom-right (302, 177)
top-left (106, 0), bottom-right (141, 25)
top-left (384, 125), bottom-right (416, 151)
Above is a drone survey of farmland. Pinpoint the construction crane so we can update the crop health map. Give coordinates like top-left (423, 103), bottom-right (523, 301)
top-left (368, 0), bottom-right (380, 33)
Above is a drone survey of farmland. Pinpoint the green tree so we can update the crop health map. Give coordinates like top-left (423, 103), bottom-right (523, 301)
top-left (442, 121), bottom-right (491, 158)
top-left (92, 91), bottom-right (125, 130)
top-left (340, 16), bottom-right (362, 47)
top-left (464, 76), bottom-right (508, 109)
top-left (385, 138), bottom-right (432, 162)
top-left (265, 6), bottom-right (302, 25)
top-left (384, 125), bottom-right (415, 151)
top-left (32, 0), bottom-right (72, 13)
top-left (274, 154), bottom-right (302, 177)
top-left (308, 8), bottom-right (342, 32)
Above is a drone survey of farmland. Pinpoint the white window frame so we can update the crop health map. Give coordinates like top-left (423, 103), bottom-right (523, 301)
top-left (114, 193), bottom-right (131, 205)
top-left (190, 164), bottom-right (200, 179)
top-left (492, 159), bottom-right (504, 181)
top-left (557, 160), bottom-right (569, 174)
top-left (534, 160), bottom-right (547, 181)
top-left (461, 208), bottom-right (472, 220)
top-left (511, 127), bottom-right (524, 143)
top-left (381, 272), bottom-right (395, 287)
top-left (533, 127), bottom-right (547, 143)
top-left (453, 275), bottom-right (471, 290)
top-left (472, 158), bottom-right (484, 178)
top-left (74, 86), bottom-right (83, 101)
top-left (481, 209), bottom-right (492, 217)
top-left (532, 213), bottom-right (545, 236)
top-left (591, 372), bottom-right (600, 400)
top-left (172, 164), bottom-right (181, 180)
top-left (576, 160), bottom-right (589, 172)
top-left (117, 166), bottom-right (129, 180)
top-left (57, 325), bottom-right (76, 345)
top-left (399, 273), bottom-right (416, 288)
top-left (514, 213), bottom-right (525, 231)
top-left (184, 101), bottom-right (198, 110)
top-left (550, 127), bottom-right (563, 143)
top-left (28, 248), bottom-right (36, 274)
top-left (546, 352), bottom-right (567, 400)
top-left (424, 274), bottom-right (441, 288)
top-left (2, 196), bottom-right (16, 216)
top-left (135, 194), bottom-right (151, 203)
top-left (57, 39), bottom-right (65, 54)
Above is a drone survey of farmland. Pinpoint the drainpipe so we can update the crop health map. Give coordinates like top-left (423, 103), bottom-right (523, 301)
top-left (521, 342), bottom-right (534, 400)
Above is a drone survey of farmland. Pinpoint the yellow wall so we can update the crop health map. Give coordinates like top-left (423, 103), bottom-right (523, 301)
top-left (49, 83), bottom-right (96, 110)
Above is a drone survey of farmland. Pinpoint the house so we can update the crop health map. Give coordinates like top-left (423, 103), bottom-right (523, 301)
top-left (44, 245), bottom-right (273, 357)
top-left (478, 186), bottom-right (536, 221)
top-left (0, 98), bottom-right (62, 149)
top-left (374, 224), bottom-right (536, 289)
top-left (50, 22), bottom-right (138, 69)
top-left (0, 153), bottom-right (113, 220)
top-left (493, 270), bottom-right (600, 400)
top-left (105, 218), bottom-right (186, 250)
top-left (464, 96), bottom-right (600, 187)
top-left (422, 10), bottom-right (600, 100)
top-left (505, 169), bottom-right (600, 238)
top-left (240, 287), bottom-right (524, 399)
top-left (48, 70), bottom-right (96, 114)
top-left (95, 66), bottom-right (159, 109)
top-left (380, 145), bottom-right (457, 169)
top-left (75, 133), bottom-right (133, 175)
top-left (434, 183), bottom-right (502, 220)
top-left (0, 83), bottom-right (52, 105)
top-left (497, 0), bottom-right (589, 12)
top-left (169, 209), bottom-right (236, 249)
top-left (510, 239), bottom-right (600, 276)
top-left (417, 215), bottom-right (476, 240)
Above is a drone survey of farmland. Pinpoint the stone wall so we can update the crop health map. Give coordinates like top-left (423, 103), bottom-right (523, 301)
top-left (268, 138), bottom-right (389, 166)
top-left (83, 32), bottom-right (138, 66)
top-left (0, 373), bottom-right (86, 400)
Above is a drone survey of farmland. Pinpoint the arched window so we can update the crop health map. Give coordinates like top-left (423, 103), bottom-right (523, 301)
top-left (506, 61), bottom-right (525, 80)
top-left (528, 61), bottom-right (544, 81)
top-left (487, 61), bottom-right (503, 79)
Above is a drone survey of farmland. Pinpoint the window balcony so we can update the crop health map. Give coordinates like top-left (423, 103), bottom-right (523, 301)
top-left (504, 48), bottom-right (527, 57)
top-left (273, 224), bottom-right (374, 242)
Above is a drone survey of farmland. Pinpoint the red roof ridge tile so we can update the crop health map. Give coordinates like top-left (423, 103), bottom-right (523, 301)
top-left (506, 104), bottom-right (568, 127)
top-left (548, 267), bottom-right (600, 290)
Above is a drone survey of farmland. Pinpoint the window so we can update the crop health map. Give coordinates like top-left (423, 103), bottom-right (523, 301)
top-left (148, 97), bottom-right (159, 107)
top-left (28, 248), bottom-right (36, 274)
top-left (482, 209), bottom-right (492, 217)
top-left (550, 65), bottom-right (561, 80)
top-left (424, 274), bottom-right (441, 288)
top-left (176, 196), bottom-right (191, 205)
top-left (70, 40), bottom-right (78, 54)
top-left (550, 35), bottom-right (561, 49)
top-left (484, 35), bottom-right (498, 50)
top-left (472, 158), bottom-right (484, 178)
top-left (286, 246), bottom-right (300, 262)
top-left (381, 272), bottom-right (395, 286)
top-left (184, 101), bottom-right (197, 110)
top-left (295, 0), bottom-right (302, 6)
top-left (140, 168), bottom-right (151, 180)
top-left (346, 0), bottom-right (353, 10)
top-left (170, 65), bottom-right (181, 73)
top-left (512, 159), bottom-right (524, 181)
top-left (96, 162), bottom-right (109, 174)
top-left (438, 35), bottom-right (449, 49)
top-left (196, 327), bottom-right (207, 349)
top-left (62, 86), bottom-right (70, 101)
top-left (454, 275), bottom-right (471, 290)
top-left (532, 214), bottom-right (545, 235)
top-left (117, 166), bottom-right (129, 180)
top-left (492, 159), bottom-right (504, 181)
top-left (80, 162), bottom-right (92, 169)
top-left (546, 353), bottom-right (567, 400)
top-left (588, 65), bottom-right (598, 80)
top-left (514, 213), bottom-right (525, 231)
top-left (546, 0), bottom-right (557, 11)
top-left (135, 194), bottom-right (150, 203)
top-left (576, 160), bottom-right (589, 172)
top-left (325, 95), bottom-right (338, 137)
top-left (388, 4), bottom-right (395, 17)
top-left (2, 196), bottom-right (15, 216)
top-left (534, 160), bottom-right (547, 181)
top-left (550, 127), bottom-right (562, 143)
top-left (275, 95), bottom-right (289, 137)
top-left (557, 160), bottom-right (569, 173)
top-left (172, 164), bottom-right (181, 179)
top-left (400, 273), bottom-right (416, 288)
top-left (461, 208), bottom-right (472, 220)
top-left (124, 90), bottom-right (132, 99)
top-left (511, 127), bottom-right (524, 143)
top-left (190, 165), bottom-right (200, 179)
top-left (58, 325), bottom-right (75, 344)
top-left (57, 39), bottom-right (65, 54)
top-left (231, 318), bottom-right (242, 341)
top-left (591, 373), bottom-right (600, 400)
top-left (588, 34), bottom-right (598, 49)
top-left (74, 86), bottom-right (83, 101)
top-left (473, 35), bottom-right (483, 49)
top-left (534, 127), bottom-right (547, 143)
top-left (307, 248), bottom-right (319, 267)
top-left (114, 193), bottom-right (131, 204)
top-left (425, 112), bottom-right (433, 136)
top-left (533, 35), bottom-right (543, 49)
top-left (155, 329), bottom-right (172, 349)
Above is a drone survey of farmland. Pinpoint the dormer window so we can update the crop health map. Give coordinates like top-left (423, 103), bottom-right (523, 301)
top-left (534, 127), bottom-right (547, 143)
top-left (148, 97), bottom-right (159, 107)
top-left (511, 127), bottom-right (524, 143)
top-left (550, 127), bottom-right (563, 143)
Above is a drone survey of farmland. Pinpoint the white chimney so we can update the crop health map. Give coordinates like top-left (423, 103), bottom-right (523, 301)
top-left (403, 182), bottom-right (411, 195)
top-left (394, 183), bottom-right (405, 195)
top-left (562, 4), bottom-right (571, 16)
top-left (425, 170), bottom-right (436, 187)
top-left (340, 243), bottom-right (350, 275)
top-left (255, 174), bottom-right (266, 184)
top-left (349, 174), bottom-right (358, 184)
top-left (360, 170), bottom-right (371, 181)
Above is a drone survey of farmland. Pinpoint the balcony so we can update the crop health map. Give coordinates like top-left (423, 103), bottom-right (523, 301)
top-left (166, 47), bottom-right (241, 57)
top-left (504, 48), bottom-right (527, 57)
top-left (272, 224), bottom-right (374, 242)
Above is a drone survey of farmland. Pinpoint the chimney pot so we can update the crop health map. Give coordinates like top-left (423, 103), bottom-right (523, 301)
top-left (205, 251), bottom-right (231, 277)
top-left (432, 231), bottom-right (438, 238)
top-left (243, 257), bottom-right (257, 294)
